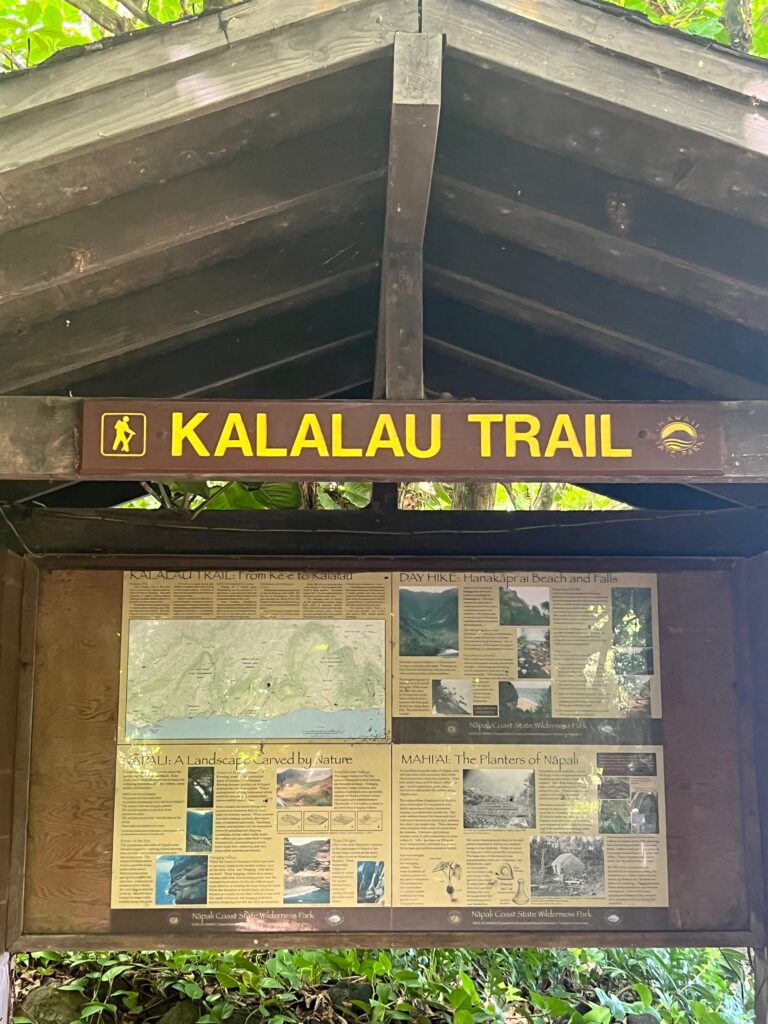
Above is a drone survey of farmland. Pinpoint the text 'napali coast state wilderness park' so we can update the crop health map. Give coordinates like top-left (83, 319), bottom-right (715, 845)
top-left (82, 401), bottom-right (723, 477)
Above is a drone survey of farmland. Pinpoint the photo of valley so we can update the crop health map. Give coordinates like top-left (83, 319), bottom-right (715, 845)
top-left (185, 809), bottom-right (213, 852)
top-left (612, 587), bottom-right (654, 674)
top-left (277, 768), bottom-right (333, 807)
top-left (499, 586), bottom-right (550, 626)
top-left (530, 836), bottom-right (605, 898)
top-left (498, 680), bottom-right (551, 720)
top-left (283, 837), bottom-right (331, 904)
top-left (597, 777), bottom-right (630, 799)
top-left (517, 627), bottom-right (551, 679)
top-left (432, 679), bottom-right (472, 716)
top-left (463, 768), bottom-right (536, 830)
top-left (399, 586), bottom-right (459, 657)
top-left (155, 854), bottom-right (208, 905)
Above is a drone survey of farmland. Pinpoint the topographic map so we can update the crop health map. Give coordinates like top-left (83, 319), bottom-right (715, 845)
top-left (124, 618), bottom-right (386, 740)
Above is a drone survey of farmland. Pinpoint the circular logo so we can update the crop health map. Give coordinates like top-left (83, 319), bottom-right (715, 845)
top-left (447, 911), bottom-right (463, 925)
top-left (656, 417), bottom-right (703, 457)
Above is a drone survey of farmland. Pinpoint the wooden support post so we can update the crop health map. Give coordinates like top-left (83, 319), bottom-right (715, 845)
top-left (0, 550), bottom-right (24, 1024)
top-left (373, 31), bottom-right (442, 401)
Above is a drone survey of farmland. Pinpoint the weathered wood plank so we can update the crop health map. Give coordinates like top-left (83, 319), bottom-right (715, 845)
top-left (433, 176), bottom-right (768, 334)
top-left (438, 55), bottom-right (768, 230)
top-left (424, 294), bottom-right (709, 402)
top-left (0, 214), bottom-right (383, 394)
top-left (374, 32), bottom-right (442, 401)
top-left (0, 0), bottom-right (415, 179)
top-left (0, 550), bottom-right (23, 950)
top-left (2, 507), bottom-right (768, 558)
top-left (0, 61), bottom-right (391, 233)
top-left (0, 119), bottom-right (387, 319)
top-left (0, 398), bottom-right (79, 479)
top-left (425, 219), bottom-right (768, 399)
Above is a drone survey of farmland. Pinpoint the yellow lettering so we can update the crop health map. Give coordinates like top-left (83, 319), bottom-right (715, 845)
top-left (544, 414), bottom-right (583, 458)
top-left (213, 413), bottom-right (253, 457)
top-left (405, 413), bottom-right (441, 458)
top-left (467, 413), bottom-right (503, 457)
top-left (584, 414), bottom-right (597, 458)
top-left (600, 414), bottom-right (633, 457)
top-left (505, 414), bottom-right (541, 457)
top-left (255, 413), bottom-right (287, 457)
top-left (365, 414), bottom-right (404, 457)
top-left (331, 413), bottom-right (362, 457)
top-left (289, 413), bottom-right (329, 458)
top-left (171, 412), bottom-right (210, 457)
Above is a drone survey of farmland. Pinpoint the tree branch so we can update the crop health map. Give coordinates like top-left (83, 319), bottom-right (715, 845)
top-left (0, 44), bottom-right (25, 70)
top-left (65, 0), bottom-right (130, 35)
top-left (119, 0), bottom-right (161, 26)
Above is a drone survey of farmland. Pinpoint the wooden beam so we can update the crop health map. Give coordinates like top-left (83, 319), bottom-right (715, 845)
top-left (3, 506), bottom-right (768, 558)
top-left (0, 0), bottom-right (415, 183)
top-left (374, 32), bottom-right (442, 400)
top-left (424, 293), bottom-right (709, 402)
top-left (425, 219), bottom-right (768, 399)
top-left (0, 119), bottom-right (387, 330)
top-left (432, 176), bottom-right (768, 335)
top-left (0, 60), bottom-right (392, 234)
top-left (0, 550), bottom-right (23, 955)
top-left (0, 214), bottom-right (383, 394)
top-left (435, 40), bottom-right (768, 229)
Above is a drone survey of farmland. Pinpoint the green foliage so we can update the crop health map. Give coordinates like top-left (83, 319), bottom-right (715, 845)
top-left (0, 0), bottom-right (766, 72)
top-left (13, 947), bottom-right (754, 1024)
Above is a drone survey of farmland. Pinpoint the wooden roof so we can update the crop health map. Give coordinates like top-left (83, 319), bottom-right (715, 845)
top-left (3, 0), bottom-right (768, 512)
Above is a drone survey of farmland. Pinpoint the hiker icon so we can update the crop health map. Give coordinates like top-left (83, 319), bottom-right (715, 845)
top-left (100, 412), bottom-right (147, 457)
top-left (113, 415), bottom-right (136, 453)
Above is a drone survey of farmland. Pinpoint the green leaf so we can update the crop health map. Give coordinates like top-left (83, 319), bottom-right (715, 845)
top-left (634, 982), bottom-right (652, 1009)
top-left (254, 482), bottom-right (303, 509)
top-left (453, 1010), bottom-right (474, 1024)
top-left (215, 972), bottom-right (238, 989)
top-left (583, 1007), bottom-right (612, 1023)
top-left (449, 988), bottom-right (471, 1011)
top-left (80, 1002), bottom-right (119, 1018)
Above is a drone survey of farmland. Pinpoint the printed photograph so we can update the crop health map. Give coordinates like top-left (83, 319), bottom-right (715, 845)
top-left (185, 809), bottom-right (213, 852)
top-left (631, 791), bottom-right (660, 834)
top-left (463, 769), bottom-right (536, 830)
top-left (517, 626), bottom-right (551, 679)
top-left (357, 860), bottom-right (385, 904)
top-left (283, 837), bottom-right (331, 905)
top-left (612, 587), bottom-right (654, 674)
top-left (597, 777), bottom-right (630, 800)
top-left (399, 586), bottom-right (459, 658)
top-left (303, 810), bottom-right (330, 830)
top-left (155, 854), bottom-right (208, 906)
top-left (616, 675), bottom-right (652, 718)
top-left (530, 836), bottom-right (605, 898)
top-left (187, 766), bottom-right (214, 808)
top-left (432, 679), bottom-right (472, 716)
top-left (277, 768), bottom-right (333, 807)
top-left (499, 586), bottom-right (550, 626)
top-left (598, 799), bottom-right (631, 834)
top-left (498, 680), bottom-right (552, 720)
top-left (597, 752), bottom-right (657, 777)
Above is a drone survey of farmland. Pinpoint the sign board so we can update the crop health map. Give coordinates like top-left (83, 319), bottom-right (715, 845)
top-left (111, 570), bottom-right (668, 934)
top-left (79, 401), bottom-right (725, 480)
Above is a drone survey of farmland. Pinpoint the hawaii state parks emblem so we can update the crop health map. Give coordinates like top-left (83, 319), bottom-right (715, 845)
top-left (656, 416), bottom-right (703, 457)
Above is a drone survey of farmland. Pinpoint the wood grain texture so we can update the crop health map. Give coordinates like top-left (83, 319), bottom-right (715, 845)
top-left (374, 32), bottom-right (442, 401)
top-left (0, 398), bottom-right (79, 479)
top-left (18, 564), bottom-right (763, 944)
top-left (0, 0), bottom-right (415, 179)
top-left (0, 549), bottom-right (23, 949)
top-left (0, 212), bottom-right (383, 394)
top-left (23, 570), bottom-right (121, 935)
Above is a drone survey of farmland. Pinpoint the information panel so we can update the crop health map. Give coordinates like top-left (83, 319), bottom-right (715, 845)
top-left (111, 570), bottom-right (669, 933)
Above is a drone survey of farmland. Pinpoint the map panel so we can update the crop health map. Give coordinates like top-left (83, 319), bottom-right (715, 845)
top-left (124, 618), bottom-right (386, 741)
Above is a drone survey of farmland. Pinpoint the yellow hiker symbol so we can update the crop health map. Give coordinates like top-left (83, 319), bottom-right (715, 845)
top-left (100, 412), bottom-right (147, 457)
top-left (113, 415), bottom-right (136, 453)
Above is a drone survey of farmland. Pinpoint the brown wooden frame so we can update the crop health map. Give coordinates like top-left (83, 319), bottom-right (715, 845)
top-left (3, 551), bottom-right (765, 952)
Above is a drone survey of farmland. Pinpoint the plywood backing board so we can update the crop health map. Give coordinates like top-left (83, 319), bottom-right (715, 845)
top-left (11, 562), bottom-right (763, 948)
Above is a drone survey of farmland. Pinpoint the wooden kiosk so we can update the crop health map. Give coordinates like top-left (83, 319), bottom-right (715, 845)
top-left (2, 0), bottom-right (768, 1009)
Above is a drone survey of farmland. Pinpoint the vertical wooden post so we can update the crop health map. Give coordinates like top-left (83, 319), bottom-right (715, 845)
top-left (373, 31), bottom-right (442, 401)
top-left (736, 552), bottom-right (768, 1022)
top-left (0, 550), bottom-right (25, 1024)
